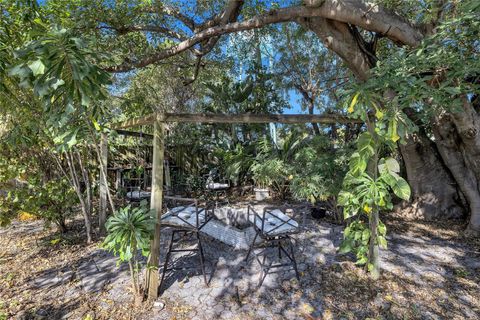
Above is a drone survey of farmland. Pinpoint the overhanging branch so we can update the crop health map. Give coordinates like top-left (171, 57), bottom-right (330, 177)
top-left (104, 1), bottom-right (423, 73)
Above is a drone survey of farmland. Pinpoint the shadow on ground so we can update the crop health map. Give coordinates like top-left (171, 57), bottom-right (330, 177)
top-left (1, 210), bottom-right (479, 320)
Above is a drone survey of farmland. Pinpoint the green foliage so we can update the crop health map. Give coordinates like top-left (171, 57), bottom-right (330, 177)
top-left (289, 136), bottom-right (350, 204)
top-left (339, 143), bottom-right (410, 220)
top-left (355, 2), bottom-right (480, 123)
top-left (103, 201), bottom-right (155, 262)
top-left (250, 135), bottom-right (295, 197)
top-left (248, 131), bottom-right (350, 201)
top-left (338, 94), bottom-right (411, 271)
top-left (251, 158), bottom-right (291, 190)
top-left (9, 25), bottom-right (110, 117)
top-left (215, 143), bottom-right (254, 186)
top-left (103, 201), bottom-right (155, 296)
top-left (0, 144), bottom-right (76, 229)
top-left (339, 219), bottom-right (387, 267)
top-left (337, 0), bottom-right (479, 272)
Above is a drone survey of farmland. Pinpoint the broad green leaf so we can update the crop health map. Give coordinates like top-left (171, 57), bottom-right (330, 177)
top-left (388, 119), bottom-right (400, 142)
top-left (362, 229), bottom-right (370, 242)
top-left (339, 239), bottom-right (353, 254)
top-left (354, 230), bottom-right (362, 241)
top-left (378, 221), bottom-right (387, 235)
top-left (355, 255), bottom-right (368, 265)
top-left (375, 109), bottom-right (384, 120)
top-left (8, 64), bottom-right (31, 78)
top-left (378, 236), bottom-right (387, 249)
top-left (51, 79), bottom-right (65, 90)
top-left (385, 157), bottom-right (400, 173)
top-left (392, 177), bottom-right (411, 200)
top-left (28, 59), bottom-right (45, 76)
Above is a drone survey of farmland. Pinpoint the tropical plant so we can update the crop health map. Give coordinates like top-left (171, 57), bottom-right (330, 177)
top-left (251, 158), bottom-right (291, 193)
top-left (338, 95), bottom-right (412, 278)
top-left (103, 201), bottom-right (155, 300)
top-left (350, 1), bottom-right (480, 235)
top-left (214, 143), bottom-right (255, 186)
top-left (289, 137), bottom-right (350, 211)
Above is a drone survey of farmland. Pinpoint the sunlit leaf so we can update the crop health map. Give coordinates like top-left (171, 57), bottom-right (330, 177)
top-left (28, 59), bottom-right (45, 76)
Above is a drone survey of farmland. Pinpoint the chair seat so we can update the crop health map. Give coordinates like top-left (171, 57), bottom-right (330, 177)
top-left (250, 209), bottom-right (299, 236)
top-left (161, 206), bottom-right (206, 228)
top-left (206, 182), bottom-right (229, 190)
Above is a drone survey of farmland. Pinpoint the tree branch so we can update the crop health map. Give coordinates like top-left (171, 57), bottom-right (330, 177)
top-left (145, 2), bottom-right (196, 31)
top-left (98, 25), bottom-right (187, 41)
top-left (105, 1), bottom-right (423, 73)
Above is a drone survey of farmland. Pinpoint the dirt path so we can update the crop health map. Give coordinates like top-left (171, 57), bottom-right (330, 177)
top-left (0, 214), bottom-right (479, 320)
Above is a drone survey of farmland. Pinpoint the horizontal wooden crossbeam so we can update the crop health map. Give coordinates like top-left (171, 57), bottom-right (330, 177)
top-left (111, 112), bottom-right (363, 129)
top-left (111, 114), bottom-right (156, 129)
top-left (115, 129), bottom-right (153, 139)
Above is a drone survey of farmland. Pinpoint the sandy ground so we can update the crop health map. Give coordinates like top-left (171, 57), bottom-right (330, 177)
top-left (0, 207), bottom-right (479, 320)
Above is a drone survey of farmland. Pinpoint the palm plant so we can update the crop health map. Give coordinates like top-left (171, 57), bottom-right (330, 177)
top-left (103, 201), bottom-right (155, 300)
top-left (215, 143), bottom-right (255, 186)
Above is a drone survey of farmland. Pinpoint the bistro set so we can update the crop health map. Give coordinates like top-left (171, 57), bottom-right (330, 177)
top-left (143, 196), bottom-right (301, 292)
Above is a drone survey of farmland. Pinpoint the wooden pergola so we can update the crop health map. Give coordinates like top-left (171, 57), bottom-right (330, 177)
top-left (103, 112), bottom-right (363, 300)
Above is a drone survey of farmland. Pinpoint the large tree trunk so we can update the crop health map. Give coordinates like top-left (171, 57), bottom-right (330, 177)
top-left (433, 110), bottom-right (480, 236)
top-left (398, 130), bottom-right (465, 220)
top-left (449, 98), bottom-right (480, 181)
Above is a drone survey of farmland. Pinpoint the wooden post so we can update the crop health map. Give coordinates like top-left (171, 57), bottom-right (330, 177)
top-left (115, 169), bottom-right (122, 195)
top-left (164, 160), bottom-right (171, 194)
top-left (145, 117), bottom-right (165, 300)
top-left (99, 132), bottom-right (108, 235)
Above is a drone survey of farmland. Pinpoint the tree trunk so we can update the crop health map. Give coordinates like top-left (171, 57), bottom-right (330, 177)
top-left (307, 102), bottom-right (321, 135)
top-left (56, 216), bottom-right (68, 233)
top-left (449, 98), bottom-right (480, 182)
top-left (432, 114), bottom-right (480, 236)
top-left (398, 130), bottom-right (465, 220)
top-left (366, 118), bottom-right (380, 280)
top-left (65, 150), bottom-right (93, 243)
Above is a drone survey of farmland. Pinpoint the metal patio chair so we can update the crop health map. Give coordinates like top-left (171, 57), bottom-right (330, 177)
top-left (159, 197), bottom-right (214, 293)
top-left (245, 205), bottom-right (300, 287)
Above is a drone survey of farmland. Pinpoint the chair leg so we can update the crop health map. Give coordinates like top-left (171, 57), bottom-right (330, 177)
top-left (196, 232), bottom-right (208, 286)
top-left (288, 237), bottom-right (300, 280)
top-left (244, 231), bottom-right (258, 263)
top-left (159, 231), bottom-right (176, 294)
top-left (258, 250), bottom-right (272, 288)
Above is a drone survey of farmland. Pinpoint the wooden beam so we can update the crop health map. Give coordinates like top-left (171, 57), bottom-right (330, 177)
top-left (110, 114), bottom-right (156, 129)
top-left (110, 112), bottom-right (363, 129)
top-left (115, 129), bottom-right (153, 139)
top-left (163, 112), bottom-right (362, 124)
top-left (145, 118), bottom-right (165, 301)
top-left (98, 132), bottom-right (108, 235)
